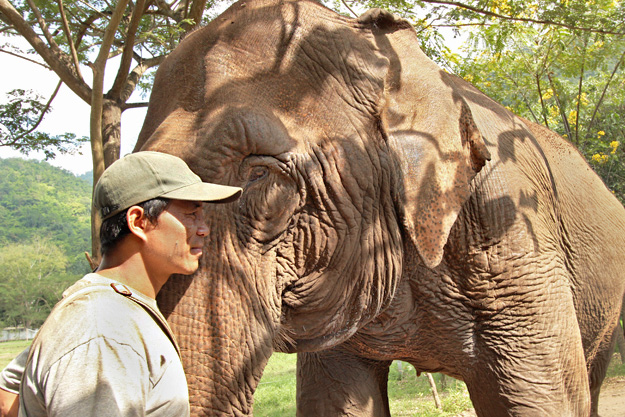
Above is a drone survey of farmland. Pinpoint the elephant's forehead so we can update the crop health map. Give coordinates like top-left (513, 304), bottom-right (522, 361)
top-left (197, 105), bottom-right (301, 157)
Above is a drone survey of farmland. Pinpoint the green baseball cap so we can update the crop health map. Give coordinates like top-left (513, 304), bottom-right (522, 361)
top-left (94, 151), bottom-right (242, 220)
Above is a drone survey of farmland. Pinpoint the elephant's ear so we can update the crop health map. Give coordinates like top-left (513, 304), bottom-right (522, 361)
top-left (359, 9), bottom-right (491, 269)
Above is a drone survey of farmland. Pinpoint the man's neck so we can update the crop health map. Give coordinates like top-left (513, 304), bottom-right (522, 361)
top-left (97, 250), bottom-right (160, 299)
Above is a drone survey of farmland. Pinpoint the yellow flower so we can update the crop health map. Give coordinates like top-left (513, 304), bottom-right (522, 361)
top-left (549, 106), bottom-right (559, 118)
top-left (542, 89), bottom-right (554, 100)
top-left (610, 141), bottom-right (620, 154)
top-left (491, 0), bottom-right (512, 14)
top-left (577, 93), bottom-right (589, 107)
top-left (591, 153), bottom-right (609, 164)
top-left (598, 131), bottom-right (605, 136)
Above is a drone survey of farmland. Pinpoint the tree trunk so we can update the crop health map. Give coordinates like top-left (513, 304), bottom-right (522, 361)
top-left (102, 99), bottom-right (122, 166)
top-left (396, 361), bottom-right (404, 380)
top-left (426, 373), bottom-right (442, 410)
top-left (89, 99), bottom-right (123, 264)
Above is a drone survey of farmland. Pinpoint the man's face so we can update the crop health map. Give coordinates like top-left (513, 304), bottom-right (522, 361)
top-left (144, 199), bottom-right (209, 279)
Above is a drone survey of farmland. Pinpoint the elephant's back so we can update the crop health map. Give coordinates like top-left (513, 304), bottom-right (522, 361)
top-left (524, 119), bottom-right (625, 239)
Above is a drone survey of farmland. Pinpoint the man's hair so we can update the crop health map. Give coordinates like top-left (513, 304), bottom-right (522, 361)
top-left (100, 198), bottom-right (170, 255)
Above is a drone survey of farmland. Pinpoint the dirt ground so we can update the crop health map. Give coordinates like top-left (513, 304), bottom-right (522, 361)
top-left (456, 376), bottom-right (625, 417)
top-left (597, 376), bottom-right (625, 417)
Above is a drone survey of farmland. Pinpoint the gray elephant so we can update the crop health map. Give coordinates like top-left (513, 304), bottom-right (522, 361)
top-left (134, 0), bottom-right (625, 415)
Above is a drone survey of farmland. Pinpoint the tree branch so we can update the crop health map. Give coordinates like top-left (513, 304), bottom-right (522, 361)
top-left (535, 74), bottom-right (550, 128)
top-left (573, 35), bottom-right (589, 145)
top-left (57, 0), bottom-right (83, 80)
top-left (185, 0), bottom-right (208, 30)
top-left (0, 48), bottom-right (51, 69)
top-left (109, 0), bottom-right (147, 99)
top-left (547, 71), bottom-right (572, 139)
top-left (122, 101), bottom-right (149, 109)
top-left (24, 0), bottom-right (58, 48)
top-left (341, 0), bottom-right (358, 18)
top-left (585, 48), bottom-right (625, 137)
top-left (90, 0), bottom-right (130, 181)
top-left (119, 54), bottom-right (166, 103)
top-left (12, 80), bottom-right (63, 142)
top-left (420, 0), bottom-right (625, 35)
top-left (0, 0), bottom-right (92, 103)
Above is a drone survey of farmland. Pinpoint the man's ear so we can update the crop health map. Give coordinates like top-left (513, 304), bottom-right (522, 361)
top-left (126, 206), bottom-right (149, 242)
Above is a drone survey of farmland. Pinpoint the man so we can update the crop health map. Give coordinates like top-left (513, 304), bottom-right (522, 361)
top-left (0, 151), bottom-right (241, 416)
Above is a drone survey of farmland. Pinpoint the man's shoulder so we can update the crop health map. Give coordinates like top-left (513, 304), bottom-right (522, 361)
top-left (50, 275), bottom-right (148, 324)
top-left (31, 275), bottom-right (164, 361)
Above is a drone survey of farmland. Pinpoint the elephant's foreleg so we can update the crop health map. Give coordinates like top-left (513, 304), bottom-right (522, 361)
top-left (463, 277), bottom-right (591, 417)
top-left (296, 347), bottom-right (392, 417)
top-left (588, 323), bottom-right (619, 417)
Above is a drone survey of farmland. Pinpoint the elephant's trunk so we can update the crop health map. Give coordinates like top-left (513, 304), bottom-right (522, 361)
top-left (157, 203), bottom-right (279, 416)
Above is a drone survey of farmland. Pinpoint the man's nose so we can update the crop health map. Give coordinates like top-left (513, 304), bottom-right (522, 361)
top-left (197, 222), bottom-right (209, 236)
top-left (196, 208), bottom-right (209, 236)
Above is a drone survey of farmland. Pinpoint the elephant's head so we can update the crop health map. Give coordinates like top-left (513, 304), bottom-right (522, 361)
top-left (135, 0), bottom-right (489, 414)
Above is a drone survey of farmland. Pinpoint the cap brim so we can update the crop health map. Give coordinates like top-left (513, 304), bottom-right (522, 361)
top-left (161, 182), bottom-right (242, 203)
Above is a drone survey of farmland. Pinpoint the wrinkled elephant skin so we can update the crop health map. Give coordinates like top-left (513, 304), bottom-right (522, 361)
top-left (134, 0), bottom-right (625, 416)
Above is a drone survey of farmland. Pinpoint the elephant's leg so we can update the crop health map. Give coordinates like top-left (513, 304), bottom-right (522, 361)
top-left (463, 280), bottom-right (591, 416)
top-left (588, 325), bottom-right (618, 417)
top-left (296, 347), bottom-right (392, 417)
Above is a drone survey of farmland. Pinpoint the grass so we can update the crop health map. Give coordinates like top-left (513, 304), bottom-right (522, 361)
top-left (1, 341), bottom-right (623, 416)
top-left (255, 351), bottom-right (625, 417)
top-left (386, 362), bottom-right (472, 417)
top-left (253, 354), bottom-right (473, 417)
top-left (253, 353), bottom-right (298, 417)
top-left (606, 352), bottom-right (625, 378)
top-left (0, 340), bottom-right (30, 369)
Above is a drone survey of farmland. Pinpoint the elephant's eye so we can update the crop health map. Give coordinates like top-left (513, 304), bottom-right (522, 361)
top-left (248, 166), bottom-right (268, 183)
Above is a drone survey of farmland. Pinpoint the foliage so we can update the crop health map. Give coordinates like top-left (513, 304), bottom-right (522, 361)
top-left (0, 89), bottom-right (88, 159)
top-left (0, 237), bottom-right (78, 329)
top-left (0, 158), bottom-right (92, 273)
top-left (0, 158), bottom-right (90, 328)
top-left (77, 170), bottom-right (94, 186)
top-left (449, 0), bottom-right (625, 203)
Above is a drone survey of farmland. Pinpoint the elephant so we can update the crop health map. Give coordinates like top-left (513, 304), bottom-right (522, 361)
top-left (134, 0), bottom-right (625, 415)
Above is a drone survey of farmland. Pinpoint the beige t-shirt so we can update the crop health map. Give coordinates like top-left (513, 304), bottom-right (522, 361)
top-left (0, 347), bottom-right (28, 394)
top-left (18, 274), bottom-right (190, 417)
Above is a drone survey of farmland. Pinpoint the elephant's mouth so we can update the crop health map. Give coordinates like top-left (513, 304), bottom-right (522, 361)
top-left (277, 281), bottom-right (362, 353)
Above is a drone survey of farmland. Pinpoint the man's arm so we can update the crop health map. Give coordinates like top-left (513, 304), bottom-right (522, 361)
top-left (0, 347), bottom-right (29, 417)
top-left (23, 338), bottom-right (150, 416)
top-left (0, 390), bottom-right (18, 417)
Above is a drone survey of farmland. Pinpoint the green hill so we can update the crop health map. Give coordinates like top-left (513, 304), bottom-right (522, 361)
top-left (0, 158), bottom-right (92, 273)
